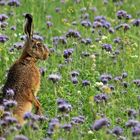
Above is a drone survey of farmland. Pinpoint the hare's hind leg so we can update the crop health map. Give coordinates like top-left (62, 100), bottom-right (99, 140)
top-left (31, 94), bottom-right (42, 115)
top-left (14, 101), bottom-right (32, 125)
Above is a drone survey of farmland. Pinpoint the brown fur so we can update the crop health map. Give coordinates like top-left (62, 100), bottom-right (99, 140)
top-left (2, 14), bottom-right (49, 125)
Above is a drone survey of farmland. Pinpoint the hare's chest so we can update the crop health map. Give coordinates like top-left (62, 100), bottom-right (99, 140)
top-left (30, 66), bottom-right (41, 96)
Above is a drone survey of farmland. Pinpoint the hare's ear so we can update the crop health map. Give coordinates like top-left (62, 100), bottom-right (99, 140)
top-left (24, 14), bottom-right (33, 40)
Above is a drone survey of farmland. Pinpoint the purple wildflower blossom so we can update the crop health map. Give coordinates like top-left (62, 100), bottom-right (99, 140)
top-left (91, 118), bottom-right (109, 131)
top-left (7, 0), bottom-right (20, 6)
top-left (57, 98), bottom-right (72, 113)
top-left (0, 35), bottom-right (9, 43)
top-left (66, 29), bottom-right (81, 38)
top-left (94, 93), bottom-right (108, 103)
top-left (112, 126), bottom-right (123, 136)
top-left (133, 19), bottom-right (140, 26)
top-left (102, 44), bottom-right (112, 52)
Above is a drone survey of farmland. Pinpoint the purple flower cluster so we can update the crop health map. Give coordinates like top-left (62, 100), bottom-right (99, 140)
top-left (57, 98), bottom-right (72, 113)
top-left (91, 118), bottom-right (109, 131)
top-left (116, 10), bottom-right (131, 20)
top-left (7, 0), bottom-right (20, 7)
top-left (70, 70), bottom-right (79, 84)
top-left (133, 79), bottom-right (140, 87)
top-left (48, 73), bottom-right (61, 83)
top-left (81, 20), bottom-right (92, 28)
top-left (0, 35), bottom-right (9, 43)
top-left (53, 36), bottom-right (67, 46)
top-left (81, 38), bottom-right (92, 45)
top-left (66, 29), bottom-right (81, 38)
top-left (94, 93), bottom-right (108, 103)
top-left (133, 19), bottom-right (140, 26)
top-left (93, 16), bottom-right (111, 29)
top-left (0, 14), bottom-right (8, 22)
top-left (102, 44), bottom-right (112, 52)
top-left (100, 73), bottom-right (112, 84)
top-left (63, 48), bottom-right (74, 59)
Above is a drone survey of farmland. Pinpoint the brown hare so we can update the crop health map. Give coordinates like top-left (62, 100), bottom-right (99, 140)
top-left (2, 14), bottom-right (49, 125)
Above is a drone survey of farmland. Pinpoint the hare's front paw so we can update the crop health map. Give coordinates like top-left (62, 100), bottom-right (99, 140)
top-left (35, 108), bottom-right (42, 115)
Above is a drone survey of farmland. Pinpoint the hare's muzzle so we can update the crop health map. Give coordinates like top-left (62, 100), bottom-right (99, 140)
top-left (43, 47), bottom-right (50, 60)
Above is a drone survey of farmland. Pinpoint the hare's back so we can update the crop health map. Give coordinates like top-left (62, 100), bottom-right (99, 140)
top-left (3, 62), bottom-right (40, 96)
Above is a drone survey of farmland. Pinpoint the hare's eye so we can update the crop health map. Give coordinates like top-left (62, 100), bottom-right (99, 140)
top-left (32, 44), bottom-right (38, 49)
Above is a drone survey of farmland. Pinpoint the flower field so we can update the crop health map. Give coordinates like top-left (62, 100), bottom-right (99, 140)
top-left (1, 0), bottom-right (140, 139)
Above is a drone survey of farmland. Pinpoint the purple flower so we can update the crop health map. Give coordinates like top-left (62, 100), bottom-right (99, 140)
top-left (133, 79), bottom-right (140, 87)
top-left (100, 74), bottom-right (112, 84)
top-left (112, 126), bottom-right (123, 136)
top-left (71, 116), bottom-right (85, 125)
top-left (122, 81), bottom-right (129, 88)
top-left (89, 7), bottom-right (97, 12)
top-left (4, 100), bottom-right (17, 110)
top-left (94, 16), bottom-right (106, 21)
top-left (81, 13), bottom-right (89, 20)
top-left (70, 70), bottom-right (79, 77)
top-left (61, 124), bottom-right (72, 131)
top-left (55, 7), bottom-right (61, 13)
top-left (0, 35), bottom-right (9, 43)
top-left (114, 76), bottom-right (122, 82)
top-left (7, 0), bottom-right (20, 6)
top-left (82, 80), bottom-right (90, 86)
top-left (102, 21), bottom-right (111, 29)
top-left (46, 21), bottom-right (53, 28)
top-left (47, 118), bottom-right (60, 136)
top-left (122, 23), bottom-right (130, 32)
top-left (94, 93), bottom-right (108, 103)
top-left (14, 135), bottom-right (29, 140)
top-left (113, 37), bottom-right (121, 44)
top-left (81, 20), bottom-right (91, 28)
top-left (40, 67), bottom-right (46, 76)
top-left (132, 124), bottom-right (140, 136)
top-left (2, 111), bottom-right (12, 118)
top-left (0, 14), bottom-right (8, 22)
top-left (108, 27), bottom-right (115, 34)
top-left (59, 36), bottom-right (67, 44)
top-left (10, 26), bottom-right (16, 30)
top-left (127, 109), bottom-right (137, 118)
top-left (66, 29), bottom-right (81, 38)
top-left (13, 42), bottom-right (24, 50)
top-left (116, 10), bottom-right (127, 19)
top-left (71, 77), bottom-right (78, 85)
top-left (122, 72), bottom-right (128, 78)
top-left (0, 0), bottom-right (6, 6)
top-left (53, 36), bottom-right (67, 46)
top-left (102, 44), bottom-right (112, 52)
top-left (81, 38), bottom-right (92, 45)
top-left (32, 34), bottom-right (44, 41)
top-left (48, 73), bottom-right (61, 83)
top-left (93, 21), bottom-right (102, 28)
top-left (4, 116), bottom-right (17, 125)
top-left (46, 15), bottom-right (52, 20)
top-left (23, 112), bottom-right (33, 120)
top-left (133, 19), bottom-right (140, 26)
top-left (63, 48), bottom-right (74, 59)
top-left (57, 98), bottom-right (72, 113)
top-left (91, 118), bottom-right (109, 131)
top-left (5, 88), bottom-right (15, 99)
top-left (109, 85), bottom-right (115, 90)
top-left (1, 21), bottom-right (8, 29)
top-left (125, 120), bottom-right (139, 127)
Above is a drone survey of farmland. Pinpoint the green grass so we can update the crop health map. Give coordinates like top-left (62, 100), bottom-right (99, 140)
top-left (1, 0), bottom-right (140, 139)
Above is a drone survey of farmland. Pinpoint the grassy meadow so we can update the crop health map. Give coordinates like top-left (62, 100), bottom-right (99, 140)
top-left (1, 0), bottom-right (140, 139)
